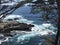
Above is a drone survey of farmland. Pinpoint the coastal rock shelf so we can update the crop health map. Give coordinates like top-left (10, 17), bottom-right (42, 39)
top-left (0, 21), bottom-right (34, 33)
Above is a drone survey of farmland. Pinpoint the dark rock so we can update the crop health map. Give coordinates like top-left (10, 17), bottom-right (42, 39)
top-left (0, 21), bottom-right (34, 33)
top-left (4, 23), bottom-right (34, 31)
top-left (4, 33), bottom-right (15, 37)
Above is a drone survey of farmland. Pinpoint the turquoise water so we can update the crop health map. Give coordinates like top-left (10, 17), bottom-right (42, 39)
top-left (1, 0), bottom-right (58, 45)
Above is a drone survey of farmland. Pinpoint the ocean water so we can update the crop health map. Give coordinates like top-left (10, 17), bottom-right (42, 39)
top-left (1, 0), bottom-right (58, 45)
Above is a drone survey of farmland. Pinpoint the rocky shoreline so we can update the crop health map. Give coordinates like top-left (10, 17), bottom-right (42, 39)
top-left (0, 21), bottom-right (56, 45)
top-left (0, 21), bottom-right (34, 33)
top-left (0, 21), bottom-right (34, 44)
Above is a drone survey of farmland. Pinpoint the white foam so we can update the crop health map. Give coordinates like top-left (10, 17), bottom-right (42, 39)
top-left (32, 0), bottom-right (37, 2)
top-left (10, 29), bottom-right (55, 44)
top-left (25, 3), bottom-right (35, 6)
top-left (5, 15), bottom-right (23, 19)
top-left (1, 2), bottom-right (17, 6)
top-left (42, 23), bottom-right (52, 28)
top-left (16, 18), bottom-right (34, 24)
top-left (3, 14), bottom-right (34, 24)
top-left (14, 0), bottom-right (24, 2)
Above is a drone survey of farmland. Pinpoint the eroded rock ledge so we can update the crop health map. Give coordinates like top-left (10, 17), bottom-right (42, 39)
top-left (0, 21), bottom-right (34, 33)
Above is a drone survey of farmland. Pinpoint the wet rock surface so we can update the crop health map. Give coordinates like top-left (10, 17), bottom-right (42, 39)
top-left (0, 0), bottom-right (58, 45)
top-left (0, 21), bottom-right (34, 33)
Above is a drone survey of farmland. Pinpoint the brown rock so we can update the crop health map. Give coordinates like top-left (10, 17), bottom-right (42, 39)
top-left (0, 21), bottom-right (34, 33)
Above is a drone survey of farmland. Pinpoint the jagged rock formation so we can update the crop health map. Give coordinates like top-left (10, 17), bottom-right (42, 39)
top-left (0, 21), bottom-right (34, 33)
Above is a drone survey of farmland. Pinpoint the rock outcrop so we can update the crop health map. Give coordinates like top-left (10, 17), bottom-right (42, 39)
top-left (0, 21), bottom-right (34, 33)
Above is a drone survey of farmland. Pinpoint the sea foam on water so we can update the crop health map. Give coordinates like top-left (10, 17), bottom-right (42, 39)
top-left (2, 14), bottom-right (56, 45)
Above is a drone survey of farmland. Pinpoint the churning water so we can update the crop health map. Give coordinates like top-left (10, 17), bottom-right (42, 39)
top-left (1, 0), bottom-right (57, 45)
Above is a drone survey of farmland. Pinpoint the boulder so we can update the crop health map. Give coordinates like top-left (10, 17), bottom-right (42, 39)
top-left (0, 21), bottom-right (34, 33)
top-left (0, 23), bottom-right (7, 30)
